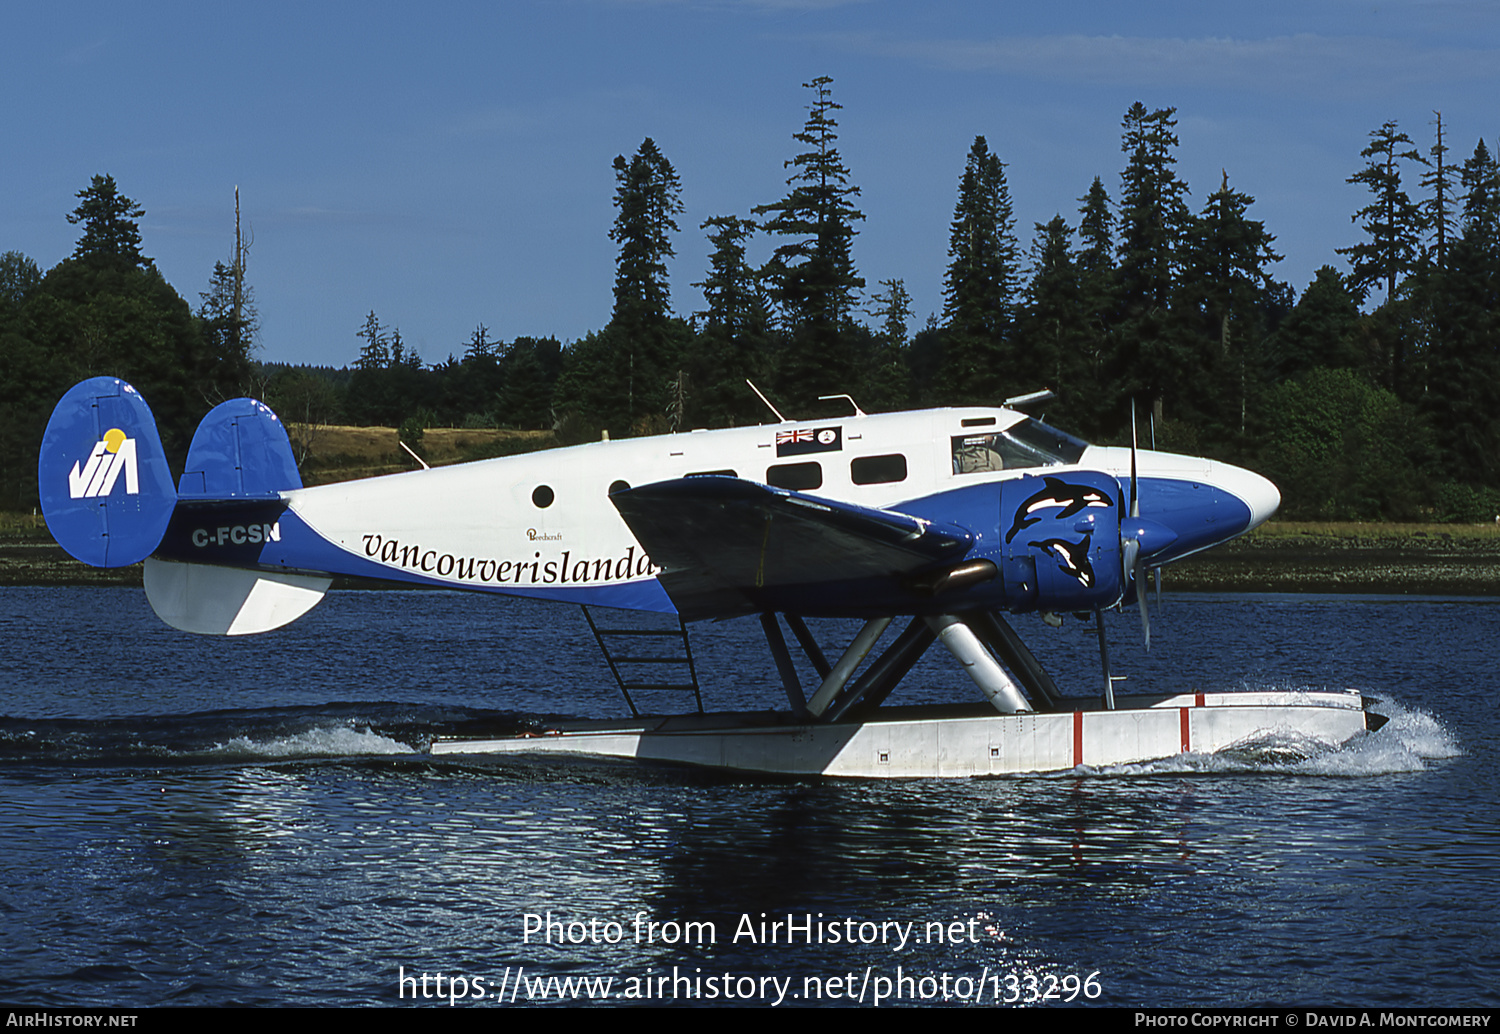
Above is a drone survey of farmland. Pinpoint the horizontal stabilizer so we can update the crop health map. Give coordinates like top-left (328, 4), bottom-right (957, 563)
top-left (611, 477), bottom-right (972, 620)
top-left (144, 558), bottom-right (330, 636)
top-left (179, 398), bottom-right (302, 498)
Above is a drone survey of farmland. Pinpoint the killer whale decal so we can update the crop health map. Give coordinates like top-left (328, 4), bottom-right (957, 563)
top-left (1028, 531), bottom-right (1096, 588)
top-left (1005, 476), bottom-right (1113, 543)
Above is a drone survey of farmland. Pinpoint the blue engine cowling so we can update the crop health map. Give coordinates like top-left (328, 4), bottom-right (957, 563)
top-left (901, 471), bottom-right (1126, 615)
top-left (993, 471), bottom-right (1123, 613)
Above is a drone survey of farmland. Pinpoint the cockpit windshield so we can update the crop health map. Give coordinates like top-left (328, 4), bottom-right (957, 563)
top-left (952, 418), bottom-right (1089, 474)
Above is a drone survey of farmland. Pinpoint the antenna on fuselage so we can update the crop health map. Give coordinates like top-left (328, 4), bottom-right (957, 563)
top-left (1003, 389), bottom-right (1056, 409)
top-left (746, 380), bottom-right (788, 423)
top-left (817, 394), bottom-right (867, 418)
top-left (399, 439), bottom-right (430, 470)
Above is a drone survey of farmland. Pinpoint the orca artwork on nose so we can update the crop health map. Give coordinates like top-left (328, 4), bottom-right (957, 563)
top-left (1029, 532), bottom-right (1096, 588)
top-left (1005, 476), bottom-right (1113, 543)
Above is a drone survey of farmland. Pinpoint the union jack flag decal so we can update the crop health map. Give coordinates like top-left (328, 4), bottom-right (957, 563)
top-left (775, 426), bottom-right (842, 457)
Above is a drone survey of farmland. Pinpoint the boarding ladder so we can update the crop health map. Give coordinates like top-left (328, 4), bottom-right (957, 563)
top-left (580, 606), bottom-right (704, 716)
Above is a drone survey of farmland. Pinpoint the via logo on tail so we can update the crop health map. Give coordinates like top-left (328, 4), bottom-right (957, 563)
top-left (67, 428), bottom-right (139, 499)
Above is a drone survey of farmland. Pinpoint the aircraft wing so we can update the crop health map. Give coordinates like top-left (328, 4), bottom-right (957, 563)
top-left (610, 476), bottom-right (974, 620)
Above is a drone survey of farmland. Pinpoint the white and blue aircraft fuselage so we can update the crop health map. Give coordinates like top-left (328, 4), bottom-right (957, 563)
top-left (39, 377), bottom-right (1379, 776)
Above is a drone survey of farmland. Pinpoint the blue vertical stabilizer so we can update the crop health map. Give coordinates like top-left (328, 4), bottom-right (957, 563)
top-left (179, 398), bottom-right (303, 498)
top-left (39, 377), bottom-right (178, 567)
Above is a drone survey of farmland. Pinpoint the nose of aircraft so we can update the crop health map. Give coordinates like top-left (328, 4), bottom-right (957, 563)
top-left (1211, 460), bottom-right (1281, 532)
top-left (1130, 457), bottom-right (1281, 564)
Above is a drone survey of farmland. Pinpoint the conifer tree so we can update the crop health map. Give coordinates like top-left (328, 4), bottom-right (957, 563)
top-left (1071, 178), bottom-right (1117, 431)
top-left (1015, 217), bottom-right (1094, 429)
top-left (862, 278), bottom-right (913, 411)
top-left (1339, 120), bottom-right (1427, 304)
top-left (691, 215), bottom-right (772, 426)
top-left (1423, 139), bottom-right (1500, 485)
top-left (67, 174), bottom-right (149, 268)
top-left (943, 136), bottom-right (1018, 340)
top-left (197, 260), bottom-right (257, 392)
top-left (573, 137), bottom-right (688, 434)
top-left (1076, 177), bottom-right (1115, 280)
top-left (1339, 120), bottom-right (1430, 396)
top-left (464, 323), bottom-right (495, 361)
top-left (753, 76), bottom-right (866, 410)
top-left (447, 324), bottom-right (502, 425)
top-left (1271, 266), bottom-right (1365, 378)
top-left (937, 136), bottom-right (1019, 403)
top-left (1458, 139), bottom-right (1500, 242)
top-left (610, 138), bottom-right (683, 332)
top-left (196, 190), bottom-right (257, 393)
top-left (36, 177), bottom-right (214, 460)
top-left (1117, 104), bottom-right (1191, 315)
top-left (1177, 173), bottom-right (1281, 437)
top-left (1114, 103), bottom-right (1191, 424)
top-left (869, 277), bottom-right (913, 350)
top-left (694, 216), bottom-right (765, 337)
top-left (355, 311), bottom-right (389, 370)
top-left (1422, 111), bottom-right (1454, 267)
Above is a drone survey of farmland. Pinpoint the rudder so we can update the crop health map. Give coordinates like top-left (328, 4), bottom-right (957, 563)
top-left (178, 397), bottom-right (303, 498)
top-left (151, 395), bottom-right (327, 635)
top-left (40, 377), bottom-right (177, 567)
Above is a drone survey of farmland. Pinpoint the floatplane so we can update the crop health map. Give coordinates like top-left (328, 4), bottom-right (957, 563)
top-left (40, 377), bottom-right (1383, 777)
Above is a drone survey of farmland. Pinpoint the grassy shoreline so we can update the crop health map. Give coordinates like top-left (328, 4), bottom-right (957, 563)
top-left (1167, 521), bottom-right (1500, 595)
top-left (4, 515), bottom-right (1497, 594)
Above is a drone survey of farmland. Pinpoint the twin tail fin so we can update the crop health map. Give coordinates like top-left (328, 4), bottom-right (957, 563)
top-left (40, 377), bottom-right (178, 568)
top-left (40, 377), bottom-right (330, 635)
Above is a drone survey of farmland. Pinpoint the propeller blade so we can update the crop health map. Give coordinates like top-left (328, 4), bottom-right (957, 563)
top-left (1129, 400), bottom-right (1140, 519)
top-left (1137, 556), bottom-right (1150, 650)
top-left (1125, 400), bottom-right (1148, 649)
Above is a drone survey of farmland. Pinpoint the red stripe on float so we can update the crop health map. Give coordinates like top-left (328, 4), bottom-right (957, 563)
top-left (1180, 707), bottom-right (1191, 753)
top-left (1196, 691), bottom-right (1205, 708)
top-left (1073, 710), bottom-right (1083, 768)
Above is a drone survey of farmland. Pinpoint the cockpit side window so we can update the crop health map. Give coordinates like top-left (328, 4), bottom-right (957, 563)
top-left (952, 435), bottom-right (1007, 474)
top-left (952, 418), bottom-right (1089, 474)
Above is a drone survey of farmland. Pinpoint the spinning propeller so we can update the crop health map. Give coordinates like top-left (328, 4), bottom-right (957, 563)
top-left (1119, 402), bottom-right (1175, 651)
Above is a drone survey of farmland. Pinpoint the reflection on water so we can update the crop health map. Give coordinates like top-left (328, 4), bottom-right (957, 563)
top-left (1, 587), bottom-right (1496, 1006)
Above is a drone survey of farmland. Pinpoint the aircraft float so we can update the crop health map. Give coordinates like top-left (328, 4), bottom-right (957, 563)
top-left (39, 376), bottom-right (1384, 777)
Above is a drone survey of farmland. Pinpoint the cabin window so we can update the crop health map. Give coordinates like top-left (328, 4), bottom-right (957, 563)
top-left (851, 454), bottom-right (907, 485)
top-left (608, 480), bottom-right (630, 495)
top-left (686, 469), bottom-right (736, 478)
top-left (766, 462), bottom-right (822, 491)
top-left (532, 485), bottom-right (555, 508)
top-left (952, 418), bottom-right (1089, 474)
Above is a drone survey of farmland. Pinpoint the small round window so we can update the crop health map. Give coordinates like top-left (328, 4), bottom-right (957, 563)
top-left (532, 485), bottom-right (555, 508)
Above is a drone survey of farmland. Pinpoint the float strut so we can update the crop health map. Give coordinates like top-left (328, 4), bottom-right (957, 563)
top-left (967, 610), bottom-right (1063, 710)
top-left (760, 613), bottom-right (810, 719)
top-left (807, 616), bottom-right (892, 717)
top-left (926, 614), bottom-right (1032, 714)
top-left (783, 613), bottom-right (832, 680)
top-left (1095, 607), bottom-right (1116, 710)
top-left (825, 616), bottom-right (936, 722)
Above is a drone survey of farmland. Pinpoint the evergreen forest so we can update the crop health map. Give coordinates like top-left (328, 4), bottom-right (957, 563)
top-left (3, 80), bottom-right (1498, 522)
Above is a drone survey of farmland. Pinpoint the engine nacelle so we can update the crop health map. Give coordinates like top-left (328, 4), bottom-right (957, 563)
top-left (989, 471), bottom-right (1124, 614)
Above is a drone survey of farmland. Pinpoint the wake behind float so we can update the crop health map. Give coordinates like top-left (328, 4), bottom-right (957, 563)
top-left (40, 377), bottom-right (1385, 777)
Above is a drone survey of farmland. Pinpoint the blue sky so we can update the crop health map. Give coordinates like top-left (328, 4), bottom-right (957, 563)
top-left (5, 1), bottom-right (1498, 368)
